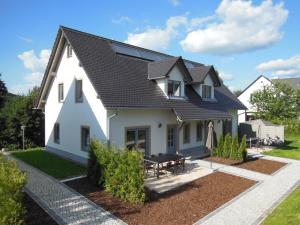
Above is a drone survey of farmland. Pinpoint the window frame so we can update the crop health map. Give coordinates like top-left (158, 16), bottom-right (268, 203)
top-left (58, 83), bottom-right (64, 102)
top-left (75, 79), bottom-right (83, 103)
top-left (167, 80), bottom-right (182, 97)
top-left (196, 122), bottom-right (203, 142)
top-left (81, 126), bottom-right (90, 152)
top-left (202, 85), bottom-right (212, 99)
top-left (67, 44), bottom-right (72, 58)
top-left (54, 123), bottom-right (60, 144)
top-left (183, 123), bottom-right (190, 144)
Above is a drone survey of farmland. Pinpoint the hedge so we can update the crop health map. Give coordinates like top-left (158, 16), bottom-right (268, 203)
top-left (88, 139), bottom-right (145, 203)
top-left (0, 154), bottom-right (27, 225)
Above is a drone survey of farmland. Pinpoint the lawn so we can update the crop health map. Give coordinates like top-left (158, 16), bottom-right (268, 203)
top-left (263, 134), bottom-right (300, 160)
top-left (262, 185), bottom-right (300, 225)
top-left (12, 148), bottom-right (86, 179)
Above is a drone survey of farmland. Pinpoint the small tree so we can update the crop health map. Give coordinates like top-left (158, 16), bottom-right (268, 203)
top-left (214, 135), bottom-right (224, 157)
top-left (223, 133), bottom-right (231, 158)
top-left (230, 134), bottom-right (239, 160)
top-left (0, 73), bottom-right (8, 108)
top-left (239, 135), bottom-right (248, 161)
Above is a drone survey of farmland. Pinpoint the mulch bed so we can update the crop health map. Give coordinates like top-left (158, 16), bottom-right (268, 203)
top-left (23, 192), bottom-right (58, 225)
top-left (204, 156), bottom-right (287, 174)
top-left (65, 172), bottom-right (256, 225)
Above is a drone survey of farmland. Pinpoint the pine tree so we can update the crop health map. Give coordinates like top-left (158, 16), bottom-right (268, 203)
top-left (238, 135), bottom-right (248, 161)
top-left (0, 73), bottom-right (8, 107)
top-left (223, 133), bottom-right (231, 158)
top-left (215, 135), bottom-right (224, 157)
top-left (230, 134), bottom-right (239, 160)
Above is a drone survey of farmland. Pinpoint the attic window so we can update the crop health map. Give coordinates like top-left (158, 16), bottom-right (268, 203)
top-left (202, 85), bottom-right (212, 99)
top-left (67, 44), bottom-right (72, 58)
top-left (168, 80), bottom-right (181, 97)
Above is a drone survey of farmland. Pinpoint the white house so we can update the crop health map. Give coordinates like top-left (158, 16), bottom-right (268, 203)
top-left (238, 75), bottom-right (272, 123)
top-left (36, 26), bottom-right (246, 164)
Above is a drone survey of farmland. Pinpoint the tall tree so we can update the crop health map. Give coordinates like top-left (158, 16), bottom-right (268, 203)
top-left (0, 73), bottom-right (8, 107)
top-left (250, 81), bottom-right (300, 121)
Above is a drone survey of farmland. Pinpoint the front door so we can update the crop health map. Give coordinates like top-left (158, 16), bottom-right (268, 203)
top-left (167, 125), bottom-right (177, 154)
top-left (125, 128), bottom-right (150, 155)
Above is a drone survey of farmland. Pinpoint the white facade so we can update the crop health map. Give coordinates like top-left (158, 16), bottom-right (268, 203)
top-left (238, 76), bottom-right (272, 123)
top-left (45, 42), bottom-right (107, 162)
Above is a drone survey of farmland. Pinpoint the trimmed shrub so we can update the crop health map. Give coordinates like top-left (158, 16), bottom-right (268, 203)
top-left (91, 139), bottom-right (145, 203)
top-left (239, 135), bottom-right (248, 161)
top-left (0, 154), bottom-right (27, 225)
top-left (223, 133), bottom-right (231, 158)
top-left (230, 134), bottom-right (239, 160)
top-left (214, 135), bottom-right (224, 157)
top-left (87, 141), bottom-right (102, 186)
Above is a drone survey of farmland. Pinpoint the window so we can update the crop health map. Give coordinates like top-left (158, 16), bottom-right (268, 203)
top-left (75, 79), bottom-right (83, 102)
top-left (81, 126), bottom-right (90, 152)
top-left (168, 80), bottom-right (181, 97)
top-left (67, 44), bottom-right (72, 58)
top-left (125, 128), bottom-right (149, 155)
top-left (202, 85), bottom-right (212, 99)
top-left (183, 123), bottom-right (190, 144)
top-left (58, 83), bottom-right (64, 102)
top-left (54, 123), bottom-right (60, 144)
top-left (196, 122), bottom-right (203, 142)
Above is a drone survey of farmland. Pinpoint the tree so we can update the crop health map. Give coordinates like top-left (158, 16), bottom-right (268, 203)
top-left (0, 73), bottom-right (8, 107)
top-left (230, 134), bottom-right (239, 160)
top-left (222, 133), bottom-right (231, 158)
top-left (250, 81), bottom-right (300, 121)
top-left (214, 135), bottom-right (224, 157)
top-left (239, 135), bottom-right (247, 161)
top-left (233, 90), bottom-right (242, 97)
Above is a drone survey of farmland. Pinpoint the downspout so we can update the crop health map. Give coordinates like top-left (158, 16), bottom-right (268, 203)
top-left (173, 109), bottom-right (184, 155)
top-left (107, 111), bottom-right (118, 146)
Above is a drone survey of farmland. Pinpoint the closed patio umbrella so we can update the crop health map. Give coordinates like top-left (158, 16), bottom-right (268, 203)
top-left (206, 121), bottom-right (215, 169)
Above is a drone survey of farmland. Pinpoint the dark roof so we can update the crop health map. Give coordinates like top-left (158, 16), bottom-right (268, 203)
top-left (238, 75), bottom-right (271, 97)
top-left (189, 66), bottom-right (221, 86)
top-left (272, 77), bottom-right (300, 89)
top-left (38, 26), bottom-right (246, 120)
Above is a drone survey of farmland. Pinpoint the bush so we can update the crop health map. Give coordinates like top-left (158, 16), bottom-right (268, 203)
top-left (223, 133), bottom-right (231, 158)
top-left (0, 154), bottom-right (27, 225)
top-left (91, 139), bottom-right (145, 203)
top-left (230, 134), bottom-right (239, 160)
top-left (239, 135), bottom-right (248, 161)
top-left (214, 135), bottom-right (224, 157)
top-left (87, 141), bottom-right (102, 186)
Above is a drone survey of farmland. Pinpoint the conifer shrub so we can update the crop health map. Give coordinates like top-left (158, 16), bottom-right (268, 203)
top-left (230, 134), bottom-right (239, 160)
top-left (222, 133), bottom-right (232, 158)
top-left (239, 135), bottom-right (248, 161)
top-left (215, 135), bottom-right (224, 157)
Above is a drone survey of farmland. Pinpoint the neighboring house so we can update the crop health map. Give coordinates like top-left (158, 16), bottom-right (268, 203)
top-left (36, 26), bottom-right (246, 164)
top-left (272, 77), bottom-right (300, 89)
top-left (238, 75), bottom-right (272, 123)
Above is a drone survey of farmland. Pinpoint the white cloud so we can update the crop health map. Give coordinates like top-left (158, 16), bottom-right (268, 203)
top-left (18, 36), bottom-right (33, 43)
top-left (112, 16), bottom-right (133, 24)
top-left (257, 55), bottom-right (300, 77)
top-left (188, 16), bottom-right (215, 30)
top-left (13, 49), bottom-right (50, 94)
top-left (125, 16), bottom-right (187, 51)
top-left (219, 71), bottom-right (234, 81)
top-left (169, 0), bottom-right (180, 6)
top-left (180, 0), bottom-right (288, 55)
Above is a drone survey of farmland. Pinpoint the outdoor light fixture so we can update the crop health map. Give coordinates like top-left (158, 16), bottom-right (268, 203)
top-left (158, 123), bottom-right (162, 128)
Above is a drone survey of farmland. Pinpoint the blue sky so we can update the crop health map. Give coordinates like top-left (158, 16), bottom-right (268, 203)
top-left (1, 0), bottom-right (300, 94)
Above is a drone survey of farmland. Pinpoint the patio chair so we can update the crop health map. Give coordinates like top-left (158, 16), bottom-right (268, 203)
top-left (161, 161), bottom-right (175, 174)
top-left (174, 157), bottom-right (185, 173)
top-left (144, 161), bottom-right (154, 175)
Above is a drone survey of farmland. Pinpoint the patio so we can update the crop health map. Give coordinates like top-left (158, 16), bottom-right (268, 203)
top-left (145, 159), bottom-right (212, 193)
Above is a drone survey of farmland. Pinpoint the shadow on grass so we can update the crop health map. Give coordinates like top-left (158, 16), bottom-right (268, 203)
top-left (274, 140), bottom-right (298, 151)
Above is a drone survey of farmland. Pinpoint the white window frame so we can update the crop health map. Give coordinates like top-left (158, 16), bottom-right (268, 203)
top-left (202, 85), bottom-right (212, 99)
top-left (183, 123), bottom-right (190, 144)
top-left (75, 79), bottom-right (83, 103)
top-left (168, 80), bottom-right (181, 97)
top-left (58, 83), bottom-right (64, 102)
top-left (81, 126), bottom-right (90, 152)
top-left (67, 44), bottom-right (72, 58)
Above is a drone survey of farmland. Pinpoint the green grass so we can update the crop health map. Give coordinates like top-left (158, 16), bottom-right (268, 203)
top-left (264, 134), bottom-right (300, 160)
top-left (262, 185), bottom-right (300, 225)
top-left (11, 148), bottom-right (87, 179)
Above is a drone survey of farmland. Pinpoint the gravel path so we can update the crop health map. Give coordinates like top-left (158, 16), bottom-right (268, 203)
top-left (195, 154), bottom-right (300, 225)
top-left (8, 155), bottom-right (126, 225)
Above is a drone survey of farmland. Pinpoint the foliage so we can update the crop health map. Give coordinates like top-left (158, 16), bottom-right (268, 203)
top-left (250, 81), bottom-right (300, 121)
top-left (222, 133), bottom-right (232, 158)
top-left (233, 89), bottom-right (242, 97)
top-left (0, 73), bottom-right (8, 108)
top-left (239, 135), bottom-right (247, 161)
top-left (91, 139), bottom-right (145, 203)
top-left (230, 134), bottom-right (239, 160)
top-left (262, 184), bottom-right (300, 225)
top-left (214, 135), bottom-right (224, 157)
top-left (12, 148), bottom-right (86, 179)
top-left (87, 141), bottom-right (102, 186)
top-left (271, 118), bottom-right (300, 135)
top-left (0, 154), bottom-right (27, 225)
top-left (0, 87), bottom-right (44, 149)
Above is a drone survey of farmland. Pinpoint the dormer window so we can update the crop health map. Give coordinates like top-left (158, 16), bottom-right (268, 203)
top-left (202, 85), bottom-right (212, 99)
top-left (168, 80), bottom-right (181, 97)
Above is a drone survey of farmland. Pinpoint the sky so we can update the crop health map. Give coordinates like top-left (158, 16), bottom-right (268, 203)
top-left (1, 0), bottom-right (300, 94)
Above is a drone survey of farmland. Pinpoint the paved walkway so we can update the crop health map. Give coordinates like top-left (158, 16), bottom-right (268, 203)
top-left (9, 155), bottom-right (126, 225)
top-left (194, 154), bottom-right (300, 225)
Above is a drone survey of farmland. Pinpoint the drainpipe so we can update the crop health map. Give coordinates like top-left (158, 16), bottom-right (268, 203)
top-left (173, 109), bottom-right (184, 155)
top-left (107, 111), bottom-right (118, 146)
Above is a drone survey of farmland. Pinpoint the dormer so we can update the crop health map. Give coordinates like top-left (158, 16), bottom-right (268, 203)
top-left (189, 65), bottom-right (221, 101)
top-left (148, 57), bottom-right (192, 99)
